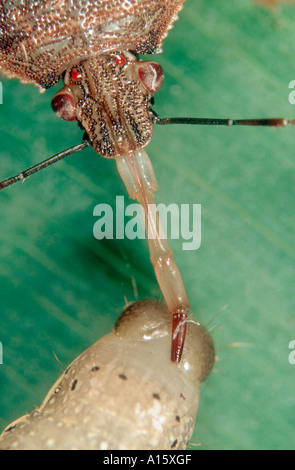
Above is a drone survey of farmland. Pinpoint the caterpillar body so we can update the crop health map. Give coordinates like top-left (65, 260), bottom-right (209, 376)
top-left (0, 301), bottom-right (214, 450)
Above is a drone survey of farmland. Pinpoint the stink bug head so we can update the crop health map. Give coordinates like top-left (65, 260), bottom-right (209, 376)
top-left (51, 52), bottom-right (164, 157)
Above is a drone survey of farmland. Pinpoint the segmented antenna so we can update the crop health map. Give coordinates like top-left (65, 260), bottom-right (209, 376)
top-left (0, 116), bottom-right (294, 190)
top-left (0, 140), bottom-right (89, 189)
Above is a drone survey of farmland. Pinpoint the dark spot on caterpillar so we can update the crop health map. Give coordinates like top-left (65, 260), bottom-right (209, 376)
top-left (152, 393), bottom-right (160, 400)
top-left (170, 439), bottom-right (178, 448)
top-left (65, 366), bottom-right (71, 374)
top-left (71, 379), bottom-right (78, 391)
top-left (180, 393), bottom-right (185, 400)
top-left (175, 415), bottom-right (180, 422)
top-left (91, 366), bottom-right (100, 372)
top-left (4, 424), bottom-right (16, 433)
top-left (118, 373), bottom-right (127, 380)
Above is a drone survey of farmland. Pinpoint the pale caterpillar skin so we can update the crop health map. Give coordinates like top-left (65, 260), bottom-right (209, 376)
top-left (0, 300), bottom-right (214, 450)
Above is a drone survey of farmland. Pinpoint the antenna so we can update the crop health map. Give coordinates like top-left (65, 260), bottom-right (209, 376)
top-left (0, 140), bottom-right (89, 190)
top-left (0, 115), bottom-right (293, 190)
top-left (153, 115), bottom-right (295, 127)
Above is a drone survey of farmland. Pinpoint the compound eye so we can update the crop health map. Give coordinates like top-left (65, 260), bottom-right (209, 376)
top-left (137, 62), bottom-right (164, 94)
top-left (51, 88), bottom-right (76, 121)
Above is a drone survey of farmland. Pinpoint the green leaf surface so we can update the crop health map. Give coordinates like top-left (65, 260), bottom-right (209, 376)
top-left (0, 0), bottom-right (294, 450)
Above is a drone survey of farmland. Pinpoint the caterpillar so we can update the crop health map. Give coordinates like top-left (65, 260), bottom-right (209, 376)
top-left (0, 300), bottom-right (214, 450)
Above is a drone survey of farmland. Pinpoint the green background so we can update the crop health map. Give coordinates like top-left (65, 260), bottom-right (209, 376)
top-left (0, 0), bottom-right (294, 450)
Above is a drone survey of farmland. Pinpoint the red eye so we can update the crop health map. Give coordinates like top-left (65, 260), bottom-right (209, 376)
top-left (51, 92), bottom-right (76, 121)
top-left (115, 54), bottom-right (126, 67)
top-left (137, 62), bottom-right (164, 94)
top-left (70, 68), bottom-right (82, 81)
